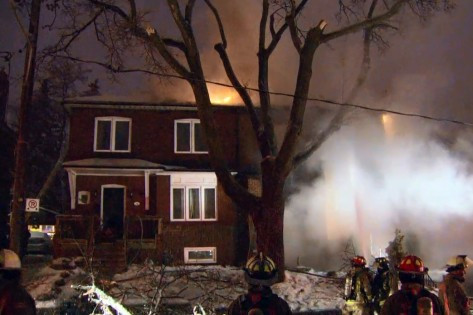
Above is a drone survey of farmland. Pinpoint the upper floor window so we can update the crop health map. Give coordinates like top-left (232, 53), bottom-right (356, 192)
top-left (174, 119), bottom-right (208, 154)
top-left (94, 117), bottom-right (131, 152)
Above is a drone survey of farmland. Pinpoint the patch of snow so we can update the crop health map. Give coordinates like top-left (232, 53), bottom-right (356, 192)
top-left (26, 261), bottom-right (345, 313)
top-left (36, 300), bottom-right (57, 309)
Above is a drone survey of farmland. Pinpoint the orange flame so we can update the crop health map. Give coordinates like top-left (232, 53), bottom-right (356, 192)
top-left (208, 85), bottom-right (240, 105)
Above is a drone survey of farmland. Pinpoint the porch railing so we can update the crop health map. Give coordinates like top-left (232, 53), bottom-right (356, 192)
top-left (125, 215), bottom-right (162, 249)
top-left (54, 215), bottom-right (97, 256)
top-left (55, 214), bottom-right (162, 251)
top-left (55, 215), bottom-right (96, 240)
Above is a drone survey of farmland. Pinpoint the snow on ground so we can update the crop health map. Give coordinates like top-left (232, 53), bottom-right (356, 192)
top-left (24, 257), bottom-right (88, 308)
top-left (275, 269), bottom-right (345, 311)
top-left (24, 260), bottom-right (345, 313)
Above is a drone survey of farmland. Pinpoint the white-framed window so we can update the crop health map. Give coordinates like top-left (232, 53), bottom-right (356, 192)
top-left (184, 247), bottom-right (217, 264)
top-left (171, 186), bottom-right (217, 221)
top-left (170, 173), bottom-right (217, 222)
top-left (78, 191), bottom-right (90, 205)
top-left (174, 119), bottom-right (208, 154)
top-left (94, 117), bottom-right (131, 152)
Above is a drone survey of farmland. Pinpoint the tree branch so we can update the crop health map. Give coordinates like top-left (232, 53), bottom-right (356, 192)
top-left (293, 109), bottom-right (345, 167)
top-left (322, 0), bottom-right (406, 43)
top-left (286, 0), bottom-right (302, 53)
top-left (89, 0), bottom-right (129, 20)
top-left (257, 0), bottom-right (278, 157)
top-left (44, 9), bottom-right (104, 57)
top-left (266, 0), bottom-right (308, 55)
top-left (276, 21), bottom-right (327, 177)
top-left (127, 0), bottom-right (137, 22)
top-left (204, 0), bottom-right (227, 49)
top-left (185, 0), bottom-right (196, 23)
top-left (293, 0), bottom-right (381, 168)
top-left (165, 0), bottom-right (260, 210)
top-left (162, 38), bottom-right (187, 53)
top-left (214, 43), bottom-right (263, 153)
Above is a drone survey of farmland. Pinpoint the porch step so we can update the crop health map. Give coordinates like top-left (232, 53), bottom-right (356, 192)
top-left (92, 242), bottom-right (127, 274)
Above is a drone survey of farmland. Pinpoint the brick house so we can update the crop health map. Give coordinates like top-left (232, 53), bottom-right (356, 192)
top-left (54, 99), bottom-right (259, 269)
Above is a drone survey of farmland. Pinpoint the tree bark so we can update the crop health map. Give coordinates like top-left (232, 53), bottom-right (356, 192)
top-left (10, 0), bottom-right (41, 256)
top-left (252, 178), bottom-right (286, 281)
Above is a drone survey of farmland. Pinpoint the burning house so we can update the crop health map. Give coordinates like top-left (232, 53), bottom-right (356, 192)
top-left (54, 99), bottom-right (259, 270)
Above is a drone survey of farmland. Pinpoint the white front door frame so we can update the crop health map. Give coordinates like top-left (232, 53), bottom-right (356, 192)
top-left (100, 184), bottom-right (126, 227)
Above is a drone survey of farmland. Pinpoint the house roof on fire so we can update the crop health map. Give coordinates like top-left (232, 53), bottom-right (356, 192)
top-left (63, 158), bottom-right (185, 170)
top-left (63, 96), bottom-right (246, 111)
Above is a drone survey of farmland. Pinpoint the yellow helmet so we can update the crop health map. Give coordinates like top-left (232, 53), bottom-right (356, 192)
top-left (244, 252), bottom-right (278, 286)
top-left (0, 249), bottom-right (21, 270)
top-left (446, 255), bottom-right (473, 272)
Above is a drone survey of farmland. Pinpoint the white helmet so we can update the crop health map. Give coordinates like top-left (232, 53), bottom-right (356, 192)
top-left (446, 255), bottom-right (473, 271)
top-left (0, 249), bottom-right (21, 270)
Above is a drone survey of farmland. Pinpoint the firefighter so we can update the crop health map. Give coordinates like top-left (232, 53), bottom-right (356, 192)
top-left (381, 255), bottom-right (444, 315)
top-left (227, 252), bottom-right (292, 315)
top-left (344, 255), bottom-right (374, 315)
top-left (438, 255), bottom-right (472, 315)
top-left (0, 249), bottom-right (36, 315)
top-left (372, 257), bottom-right (396, 314)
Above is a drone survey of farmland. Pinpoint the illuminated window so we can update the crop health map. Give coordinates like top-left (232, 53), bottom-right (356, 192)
top-left (174, 119), bottom-right (208, 153)
top-left (94, 117), bottom-right (131, 152)
top-left (184, 247), bottom-right (217, 264)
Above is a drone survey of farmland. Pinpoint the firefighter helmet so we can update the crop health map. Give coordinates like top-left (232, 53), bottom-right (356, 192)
top-left (0, 249), bottom-right (21, 270)
top-left (351, 256), bottom-right (367, 267)
top-left (446, 255), bottom-right (473, 272)
top-left (397, 255), bottom-right (426, 274)
top-left (244, 252), bottom-right (278, 286)
top-left (374, 257), bottom-right (390, 269)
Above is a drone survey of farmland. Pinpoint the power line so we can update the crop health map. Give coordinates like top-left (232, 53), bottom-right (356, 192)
top-left (218, 81), bottom-right (473, 128)
top-left (56, 55), bottom-right (473, 127)
top-left (136, 68), bottom-right (473, 127)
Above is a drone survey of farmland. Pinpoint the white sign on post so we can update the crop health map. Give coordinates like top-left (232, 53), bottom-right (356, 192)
top-left (26, 198), bottom-right (40, 212)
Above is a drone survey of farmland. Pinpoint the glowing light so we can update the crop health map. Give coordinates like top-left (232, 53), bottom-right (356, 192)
top-left (381, 113), bottom-right (394, 137)
top-left (210, 94), bottom-right (234, 105)
top-left (208, 85), bottom-right (241, 105)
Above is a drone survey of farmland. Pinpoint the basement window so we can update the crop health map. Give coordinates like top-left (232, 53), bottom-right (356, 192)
top-left (94, 117), bottom-right (131, 152)
top-left (184, 247), bottom-right (217, 264)
top-left (174, 119), bottom-right (208, 154)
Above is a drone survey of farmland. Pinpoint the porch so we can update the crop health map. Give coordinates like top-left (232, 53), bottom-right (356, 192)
top-left (53, 214), bottom-right (162, 271)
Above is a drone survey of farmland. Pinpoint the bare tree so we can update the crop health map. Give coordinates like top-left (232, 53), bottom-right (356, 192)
top-left (44, 0), bottom-right (453, 279)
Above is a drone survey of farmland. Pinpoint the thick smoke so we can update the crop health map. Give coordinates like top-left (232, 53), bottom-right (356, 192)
top-left (285, 113), bottom-right (473, 270)
top-left (285, 1), bottom-right (473, 273)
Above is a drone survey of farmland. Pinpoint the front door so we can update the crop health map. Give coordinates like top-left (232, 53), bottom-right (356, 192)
top-left (102, 186), bottom-right (125, 238)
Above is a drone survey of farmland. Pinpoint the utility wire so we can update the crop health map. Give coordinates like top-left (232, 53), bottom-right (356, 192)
top-left (206, 78), bottom-right (473, 128)
top-left (55, 55), bottom-right (473, 127)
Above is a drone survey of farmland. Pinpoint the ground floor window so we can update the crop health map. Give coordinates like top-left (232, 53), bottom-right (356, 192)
top-left (184, 247), bottom-right (217, 264)
top-left (171, 186), bottom-right (217, 221)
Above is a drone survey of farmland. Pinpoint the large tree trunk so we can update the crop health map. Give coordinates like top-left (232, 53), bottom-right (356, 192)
top-left (252, 174), bottom-right (286, 281)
